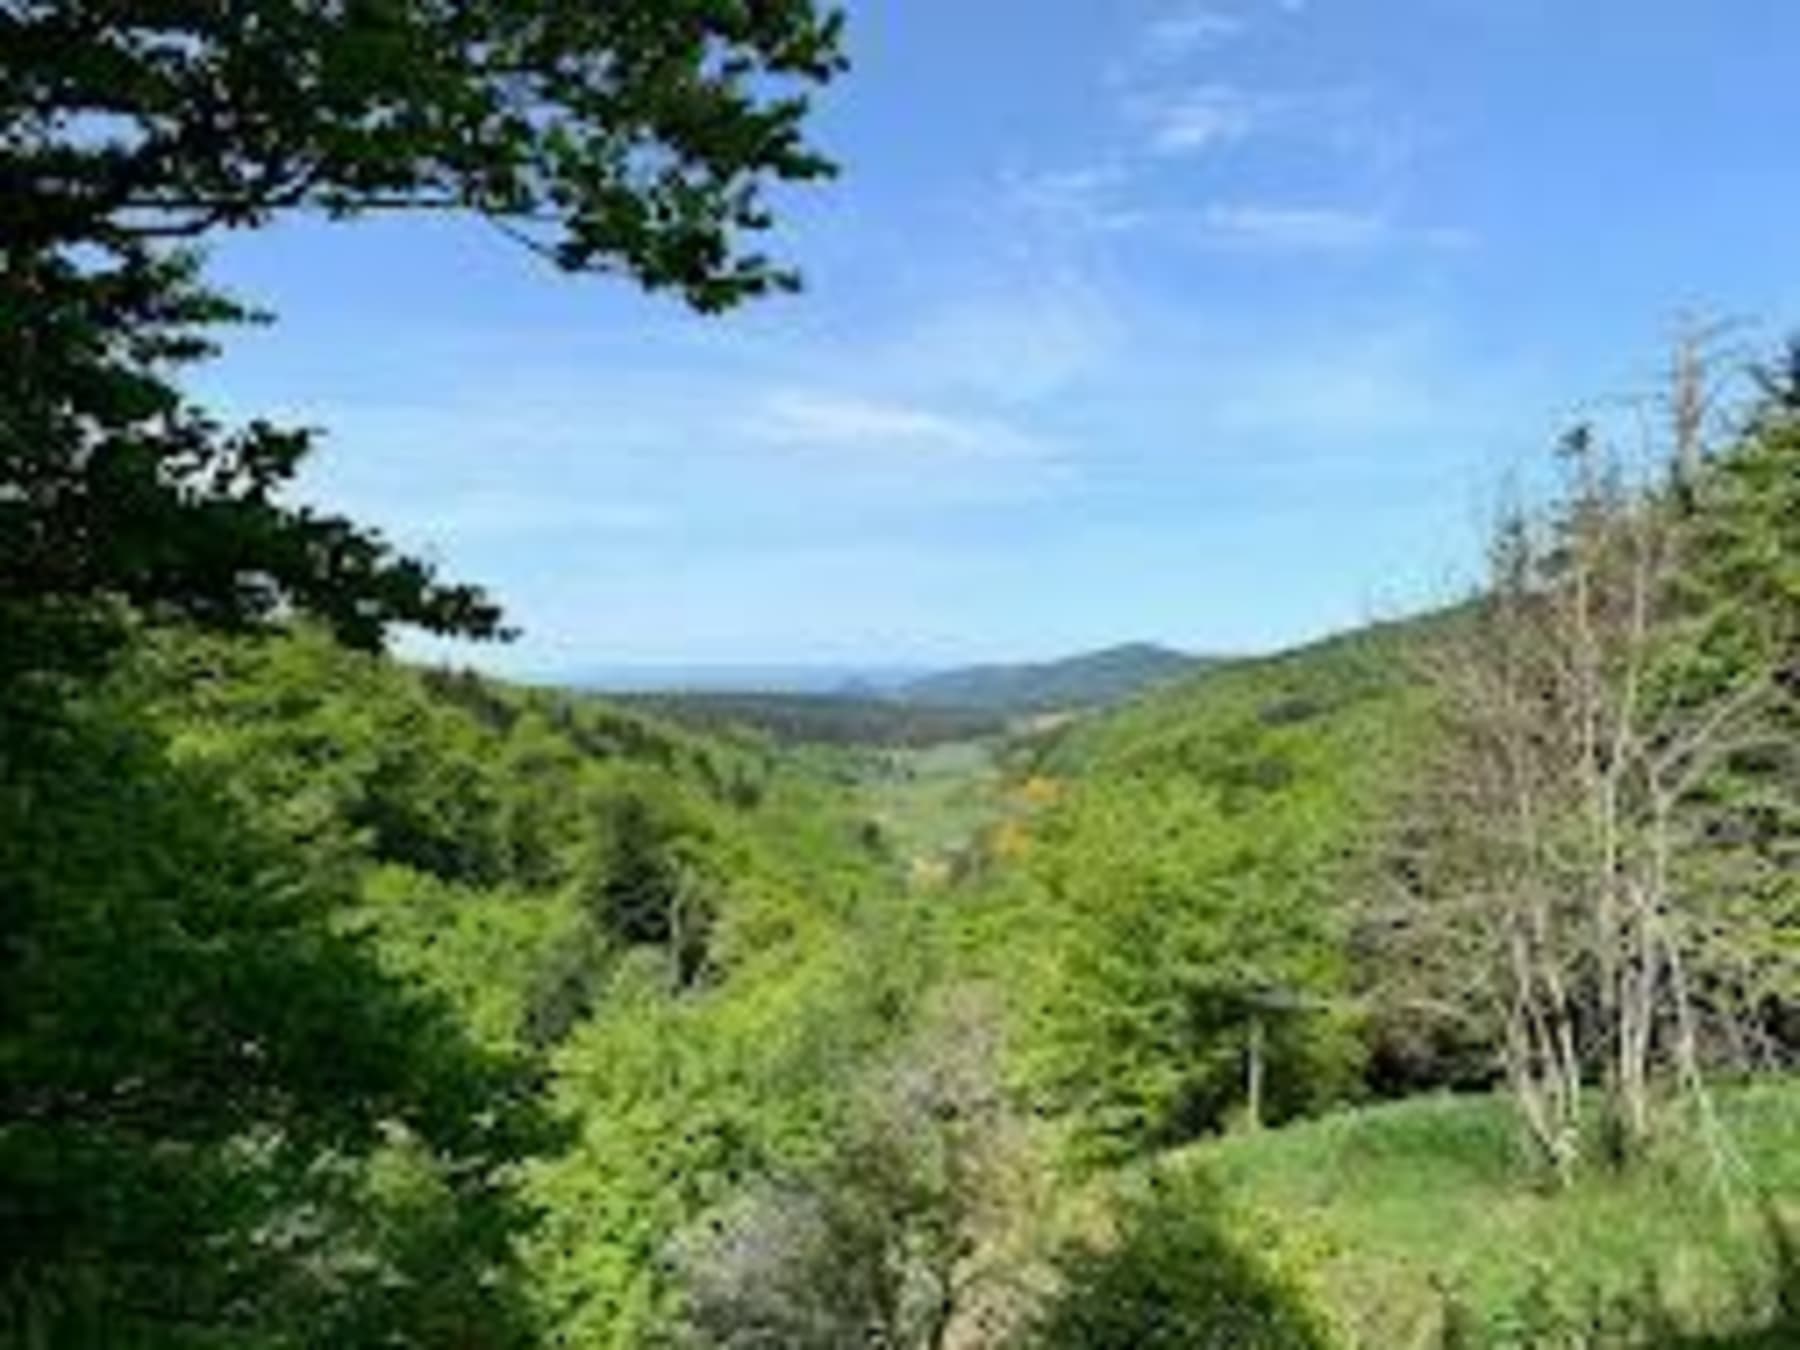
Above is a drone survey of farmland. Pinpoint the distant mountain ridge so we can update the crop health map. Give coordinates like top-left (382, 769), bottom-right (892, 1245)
top-left (895, 642), bottom-right (1212, 714)
top-left (557, 663), bottom-right (927, 695)
top-left (555, 643), bottom-right (1220, 741)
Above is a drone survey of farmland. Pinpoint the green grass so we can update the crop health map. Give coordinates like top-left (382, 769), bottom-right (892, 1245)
top-left (1177, 1083), bottom-right (1800, 1347)
top-left (858, 739), bottom-right (1006, 865)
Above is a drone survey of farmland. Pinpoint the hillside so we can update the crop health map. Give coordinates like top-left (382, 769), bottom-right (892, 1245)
top-left (4, 625), bottom-right (936, 1344)
top-left (1024, 1085), bottom-right (1800, 1350)
top-left (1026, 609), bottom-right (1456, 780)
top-left (13, 588), bottom-right (1799, 1346)
top-left (611, 689), bottom-right (1006, 747)
top-left (956, 613), bottom-right (1432, 1159)
top-left (584, 641), bottom-right (1220, 748)
top-left (7, 407), bottom-right (1793, 1349)
top-left (898, 642), bottom-right (1213, 714)
top-left (1187, 1084), bottom-right (1800, 1347)
top-left (562, 663), bottom-right (927, 696)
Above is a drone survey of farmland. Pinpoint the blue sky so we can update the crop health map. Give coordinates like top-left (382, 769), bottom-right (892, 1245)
top-left (201, 0), bottom-right (1800, 675)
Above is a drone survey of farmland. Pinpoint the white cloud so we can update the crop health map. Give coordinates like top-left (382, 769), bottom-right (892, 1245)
top-left (1033, 7), bottom-right (1451, 257)
top-left (1194, 203), bottom-right (1389, 249)
top-left (1000, 164), bottom-right (1146, 237)
top-left (1123, 81), bottom-right (1424, 179)
top-left (1135, 83), bottom-right (1263, 155)
top-left (1154, 203), bottom-right (1475, 252)
top-left (999, 169), bottom-right (1473, 255)
top-left (1141, 7), bottom-right (1249, 61)
top-left (746, 391), bottom-right (1051, 460)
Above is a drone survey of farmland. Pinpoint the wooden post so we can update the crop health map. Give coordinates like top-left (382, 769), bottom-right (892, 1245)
top-left (1246, 1012), bottom-right (1265, 1132)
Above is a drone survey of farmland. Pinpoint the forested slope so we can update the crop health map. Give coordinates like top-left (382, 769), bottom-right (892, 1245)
top-left (8, 384), bottom-right (1796, 1345)
top-left (961, 612), bottom-right (1434, 1160)
top-left (3, 625), bottom-right (940, 1344)
top-left (7, 491), bottom-right (1797, 1347)
top-left (939, 373), bottom-right (1800, 1346)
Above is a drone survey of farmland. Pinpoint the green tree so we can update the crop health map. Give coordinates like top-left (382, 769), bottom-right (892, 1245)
top-left (2, 0), bottom-right (846, 653)
top-left (3, 10), bottom-right (852, 1310)
top-left (592, 785), bottom-right (717, 976)
top-left (0, 673), bottom-right (552, 1344)
top-left (2, 0), bottom-right (843, 303)
top-left (1661, 345), bottom-right (1800, 1067)
top-left (1032, 1167), bottom-right (1330, 1350)
top-left (1022, 776), bottom-right (1358, 1159)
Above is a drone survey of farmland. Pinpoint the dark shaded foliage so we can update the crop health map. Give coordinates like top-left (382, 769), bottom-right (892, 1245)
top-left (0, 679), bottom-right (552, 1345)
top-left (617, 690), bottom-right (1008, 748)
top-left (1032, 1168), bottom-right (1329, 1350)
top-left (2, 0), bottom-right (844, 306)
top-left (1, 250), bottom-right (504, 657)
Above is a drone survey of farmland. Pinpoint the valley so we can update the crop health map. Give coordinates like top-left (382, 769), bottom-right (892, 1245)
top-left (7, 4), bottom-right (1799, 1344)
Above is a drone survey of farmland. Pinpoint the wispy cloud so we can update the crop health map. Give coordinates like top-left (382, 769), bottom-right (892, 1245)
top-left (1141, 7), bottom-right (1249, 62)
top-left (997, 0), bottom-right (1453, 265)
top-left (746, 391), bottom-right (1052, 460)
top-left (999, 164), bottom-right (1145, 237)
top-left (1188, 205), bottom-right (1472, 253)
top-left (1126, 82), bottom-right (1419, 171)
top-left (1134, 0), bottom-right (1314, 66)
top-left (1133, 83), bottom-right (1264, 155)
top-left (1004, 176), bottom-right (1471, 256)
top-left (1183, 203), bottom-right (1391, 249)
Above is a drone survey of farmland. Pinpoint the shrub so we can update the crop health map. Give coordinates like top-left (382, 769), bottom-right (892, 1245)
top-left (1031, 1167), bottom-right (1332, 1349)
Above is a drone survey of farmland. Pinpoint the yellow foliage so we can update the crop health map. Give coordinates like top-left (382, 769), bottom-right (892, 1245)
top-left (988, 819), bottom-right (1033, 862)
top-left (910, 856), bottom-right (953, 889)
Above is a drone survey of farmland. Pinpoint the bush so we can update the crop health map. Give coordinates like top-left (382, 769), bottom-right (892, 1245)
top-left (1031, 1167), bottom-right (1332, 1349)
top-left (668, 990), bottom-right (1041, 1350)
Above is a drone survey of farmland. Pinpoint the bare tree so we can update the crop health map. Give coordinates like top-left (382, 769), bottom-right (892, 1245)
top-left (1389, 339), bottom-right (1797, 1178)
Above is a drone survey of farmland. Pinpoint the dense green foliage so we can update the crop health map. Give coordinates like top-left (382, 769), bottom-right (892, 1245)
top-left (2, 0), bottom-right (843, 304)
top-left (1033, 1168), bottom-right (1330, 1350)
top-left (1672, 381), bottom-right (1800, 1013)
top-left (3, 17), bottom-right (871, 1335)
top-left (5, 367), bottom-right (1793, 1343)
top-left (1, 638), bottom-right (552, 1343)
top-left (964, 625), bottom-right (1428, 1161)
top-left (1, 619), bottom-right (939, 1341)
top-left (3, 439), bottom-right (1795, 1344)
